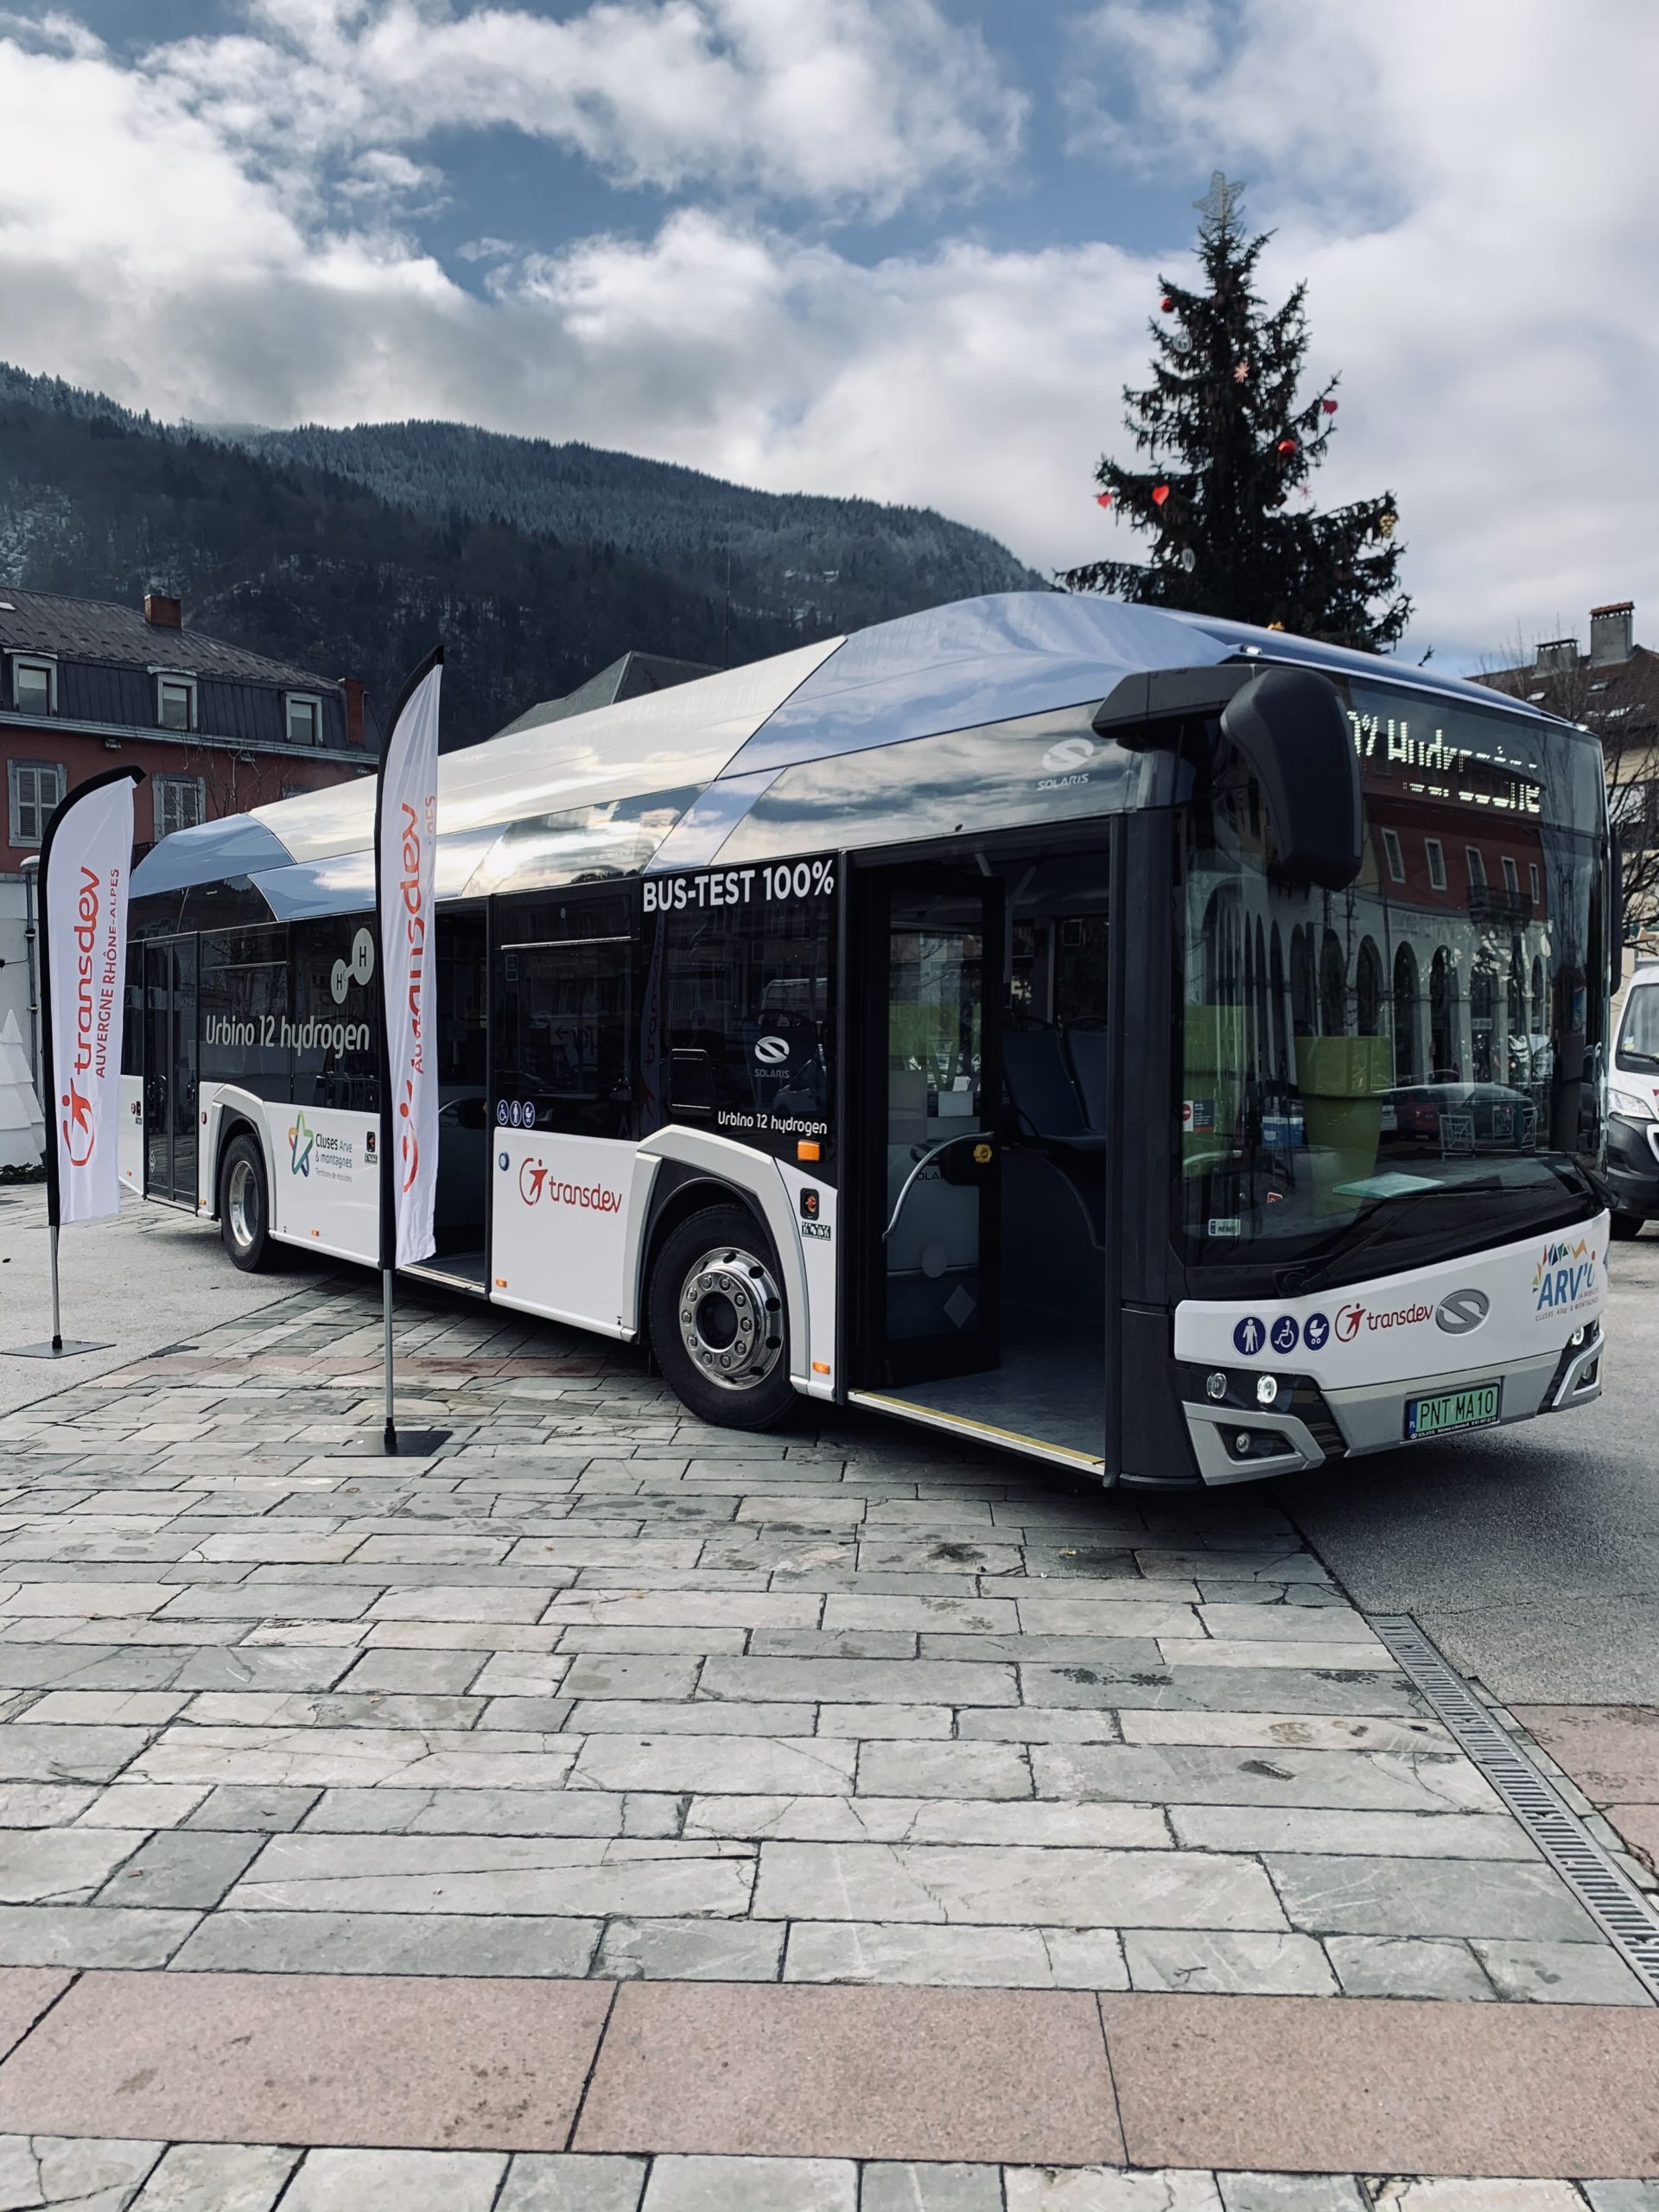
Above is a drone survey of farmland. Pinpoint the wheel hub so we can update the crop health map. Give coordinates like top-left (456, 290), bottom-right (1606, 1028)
top-left (226, 1159), bottom-right (257, 1252)
top-left (677, 1244), bottom-right (783, 1392)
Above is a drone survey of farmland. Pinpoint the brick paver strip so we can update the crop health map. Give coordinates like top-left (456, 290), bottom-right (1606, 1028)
top-left (1513, 1704), bottom-right (1659, 1878)
top-left (570, 1981), bottom-right (1124, 2166)
top-left (0, 1970), bottom-right (70, 2063)
top-left (0, 1971), bottom-right (613, 2150)
top-left (1099, 1991), bottom-right (1659, 2177)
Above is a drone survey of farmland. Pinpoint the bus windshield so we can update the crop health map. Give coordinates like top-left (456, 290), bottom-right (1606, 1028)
top-left (1177, 677), bottom-right (1607, 1289)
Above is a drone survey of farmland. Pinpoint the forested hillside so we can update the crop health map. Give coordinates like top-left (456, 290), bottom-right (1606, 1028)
top-left (228, 419), bottom-right (1044, 638)
top-left (0, 365), bottom-right (1044, 748)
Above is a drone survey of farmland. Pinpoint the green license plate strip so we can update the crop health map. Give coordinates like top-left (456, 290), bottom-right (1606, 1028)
top-left (1405, 1382), bottom-right (1501, 1440)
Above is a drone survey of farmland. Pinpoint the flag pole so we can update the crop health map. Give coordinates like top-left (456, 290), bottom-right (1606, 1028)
top-left (48, 1226), bottom-right (61, 1355)
top-left (370, 645), bottom-right (447, 1459)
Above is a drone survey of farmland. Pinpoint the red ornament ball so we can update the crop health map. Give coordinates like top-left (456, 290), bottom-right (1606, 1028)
top-left (1151, 484), bottom-right (1171, 507)
top-left (1095, 492), bottom-right (1112, 508)
top-left (1160, 296), bottom-right (1174, 312)
top-left (1276, 437), bottom-right (1298, 454)
top-left (1322, 398), bottom-right (1338, 414)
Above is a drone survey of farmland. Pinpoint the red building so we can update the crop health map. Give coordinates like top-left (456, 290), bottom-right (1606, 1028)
top-left (1, 583), bottom-right (375, 1069)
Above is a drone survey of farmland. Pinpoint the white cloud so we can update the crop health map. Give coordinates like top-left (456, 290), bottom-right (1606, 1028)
top-left (0, 0), bottom-right (1656, 666)
top-left (138, 0), bottom-right (1027, 220)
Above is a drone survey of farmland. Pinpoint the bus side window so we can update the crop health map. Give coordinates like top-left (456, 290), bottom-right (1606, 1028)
top-left (658, 883), bottom-right (836, 1168)
top-left (291, 917), bottom-right (380, 1114)
top-left (199, 926), bottom-right (289, 1099)
top-left (493, 897), bottom-right (634, 1141)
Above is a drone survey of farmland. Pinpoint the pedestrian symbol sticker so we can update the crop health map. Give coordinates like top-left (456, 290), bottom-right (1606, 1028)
top-left (1233, 1316), bottom-right (1266, 1357)
top-left (1303, 1312), bottom-right (1330, 1351)
top-left (1270, 1314), bottom-right (1300, 1355)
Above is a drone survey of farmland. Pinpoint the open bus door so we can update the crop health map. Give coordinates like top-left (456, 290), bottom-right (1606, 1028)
top-left (849, 844), bottom-right (1118, 1478)
top-left (856, 868), bottom-right (1004, 1389)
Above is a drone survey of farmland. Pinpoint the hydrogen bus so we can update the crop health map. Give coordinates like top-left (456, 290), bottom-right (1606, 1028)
top-left (122, 594), bottom-right (1613, 1484)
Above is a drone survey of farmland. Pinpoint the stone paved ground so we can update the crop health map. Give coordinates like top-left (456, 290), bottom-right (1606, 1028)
top-left (0, 1256), bottom-right (1656, 2185)
top-left (0, 2137), bottom-right (1656, 2210)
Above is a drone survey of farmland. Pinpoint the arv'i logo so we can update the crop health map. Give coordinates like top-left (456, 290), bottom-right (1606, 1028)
top-left (288, 1109), bottom-right (315, 1177)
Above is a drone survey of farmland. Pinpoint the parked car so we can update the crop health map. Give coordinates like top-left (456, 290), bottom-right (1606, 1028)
top-left (1605, 961), bottom-right (1659, 1237)
top-left (1389, 1082), bottom-right (1539, 1153)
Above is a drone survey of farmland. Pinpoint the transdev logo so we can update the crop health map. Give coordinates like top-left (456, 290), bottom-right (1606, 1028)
top-left (517, 1156), bottom-right (623, 1215)
top-left (60, 1081), bottom-right (95, 1168)
top-left (1533, 1236), bottom-right (1599, 1317)
top-left (288, 1109), bottom-right (315, 1177)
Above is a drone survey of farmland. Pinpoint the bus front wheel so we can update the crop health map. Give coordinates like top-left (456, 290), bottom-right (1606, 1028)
top-left (219, 1133), bottom-right (276, 1273)
top-left (649, 1204), bottom-right (794, 1431)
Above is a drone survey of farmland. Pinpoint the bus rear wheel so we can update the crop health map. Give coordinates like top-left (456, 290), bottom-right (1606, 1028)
top-left (649, 1204), bottom-right (794, 1431)
top-left (219, 1133), bottom-right (276, 1273)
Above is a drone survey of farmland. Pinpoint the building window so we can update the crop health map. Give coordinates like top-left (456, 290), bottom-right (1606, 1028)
top-left (1465, 845), bottom-right (1486, 891)
top-left (285, 694), bottom-right (321, 747)
top-left (156, 675), bottom-right (196, 732)
top-left (1425, 838), bottom-right (1446, 891)
top-left (1529, 862), bottom-right (1541, 905)
top-left (10, 658), bottom-right (56, 715)
top-left (7, 760), bottom-right (66, 848)
top-left (154, 775), bottom-right (207, 839)
top-left (1502, 855), bottom-right (1519, 895)
top-left (1381, 827), bottom-right (1405, 882)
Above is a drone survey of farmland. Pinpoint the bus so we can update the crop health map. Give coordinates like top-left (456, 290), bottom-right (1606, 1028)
top-left (122, 593), bottom-right (1613, 1485)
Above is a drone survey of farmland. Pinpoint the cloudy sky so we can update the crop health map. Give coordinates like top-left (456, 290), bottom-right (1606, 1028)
top-left (1, 0), bottom-right (1654, 666)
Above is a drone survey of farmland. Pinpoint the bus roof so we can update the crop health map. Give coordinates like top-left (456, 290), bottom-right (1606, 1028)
top-left (131, 590), bottom-right (1556, 917)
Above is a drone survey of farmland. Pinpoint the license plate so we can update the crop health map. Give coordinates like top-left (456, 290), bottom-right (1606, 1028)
top-left (1405, 1382), bottom-right (1501, 1440)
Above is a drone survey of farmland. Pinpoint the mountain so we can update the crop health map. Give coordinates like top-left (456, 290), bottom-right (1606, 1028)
top-left (0, 364), bottom-right (1046, 749)
top-left (222, 418), bottom-right (1046, 639)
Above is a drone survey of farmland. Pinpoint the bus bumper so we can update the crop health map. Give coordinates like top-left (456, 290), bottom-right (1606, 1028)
top-left (1180, 1321), bottom-right (1605, 1486)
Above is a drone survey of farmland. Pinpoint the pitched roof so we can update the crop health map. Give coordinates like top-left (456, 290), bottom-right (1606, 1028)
top-left (491, 651), bottom-right (717, 740)
top-left (1479, 640), bottom-right (1659, 737)
top-left (0, 582), bottom-right (341, 692)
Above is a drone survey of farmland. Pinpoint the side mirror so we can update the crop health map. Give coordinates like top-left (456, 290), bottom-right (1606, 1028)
top-left (1220, 668), bottom-right (1362, 891)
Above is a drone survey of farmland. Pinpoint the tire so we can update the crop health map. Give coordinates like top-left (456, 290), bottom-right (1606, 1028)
top-left (219, 1132), bottom-right (277, 1272)
top-left (648, 1202), bottom-right (796, 1431)
top-left (1611, 1210), bottom-right (1647, 1241)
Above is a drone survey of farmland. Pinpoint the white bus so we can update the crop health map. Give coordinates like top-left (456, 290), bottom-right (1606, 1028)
top-left (123, 594), bottom-right (1613, 1484)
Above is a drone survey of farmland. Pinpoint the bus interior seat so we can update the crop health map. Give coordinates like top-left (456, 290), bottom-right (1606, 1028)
top-left (1001, 1149), bottom-right (1105, 1324)
top-left (1002, 1028), bottom-right (1110, 1151)
top-left (1066, 1027), bottom-right (1110, 1133)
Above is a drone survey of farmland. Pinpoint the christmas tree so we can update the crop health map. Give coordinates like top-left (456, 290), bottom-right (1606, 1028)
top-left (1062, 175), bottom-right (1410, 651)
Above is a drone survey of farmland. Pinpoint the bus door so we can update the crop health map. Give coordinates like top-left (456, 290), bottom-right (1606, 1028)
top-left (143, 935), bottom-right (198, 1206)
top-left (860, 870), bottom-right (1003, 1389)
top-left (406, 901), bottom-right (490, 1292)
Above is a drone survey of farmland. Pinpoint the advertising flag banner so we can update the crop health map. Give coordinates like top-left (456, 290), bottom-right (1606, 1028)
top-left (39, 768), bottom-right (142, 1228)
top-left (373, 648), bottom-right (442, 1269)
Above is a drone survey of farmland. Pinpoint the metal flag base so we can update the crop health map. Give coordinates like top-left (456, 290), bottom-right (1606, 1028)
top-left (334, 1428), bottom-right (453, 1457)
top-left (8, 1338), bottom-right (111, 1359)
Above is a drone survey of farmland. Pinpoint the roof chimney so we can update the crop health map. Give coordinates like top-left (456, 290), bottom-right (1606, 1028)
top-left (143, 592), bottom-right (182, 629)
top-left (1535, 636), bottom-right (1579, 676)
top-left (1590, 601), bottom-right (1634, 668)
top-left (341, 677), bottom-right (365, 749)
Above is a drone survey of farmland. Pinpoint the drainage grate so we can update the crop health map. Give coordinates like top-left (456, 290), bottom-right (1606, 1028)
top-left (1370, 1613), bottom-right (1659, 2004)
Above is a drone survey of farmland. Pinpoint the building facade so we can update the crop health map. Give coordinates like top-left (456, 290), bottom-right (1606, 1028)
top-left (0, 583), bottom-right (375, 1090)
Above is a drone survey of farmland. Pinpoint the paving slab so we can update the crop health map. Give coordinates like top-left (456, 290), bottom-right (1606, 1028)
top-left (1097, 1992), bottom-right (1659, 2175)
top-left (575, 1983), bottom-right (1122, 2165)
top-left (0, 1972), bottom-right (612, 2148)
